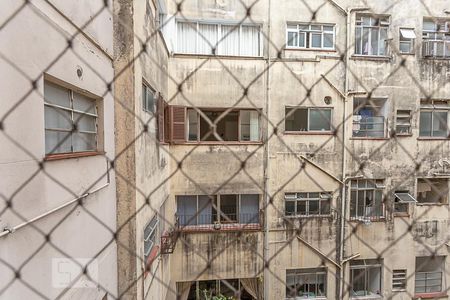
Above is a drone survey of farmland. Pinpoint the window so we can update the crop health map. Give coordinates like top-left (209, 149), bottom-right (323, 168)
top-left (393, 191), bottom-right (416, 214)
top-left (144, 216), bottom-right (158, 265)
top-left (350, 179), bottom-right (385, 220)
top-left (142, 82), bottom-right (155, 113)
top-left (350, 259), bottom-right (382, 298)
top-left (395, 110), bottom-right (412, 135)
top-left (284, 192), bottom-right (331, 217)
top-left (415, 256), bottom-right (445, 294)
top-left (352, 98), bottom-right (387, 138)
top-left (392, 269), bottom-right (407, 291)
top-left (399, 28), bottom-right (416, 54)
top-left (176, 21), bottom-right (261, 56)
top-left (355, 15), bottom-right (389, 56)
top-left (419, 100), bottom-right (449, 138)
top-left (186, 108), bottom-right (260, 142)
top-left (286, 23), bottom-right (335, 50)
top-left (286, 268), bottom-right (327, 299)
top-left (182, 279), bottom-right (255, 300)
top-left (176, 194), bottom-right (259, 227)
top-left (285, 107), bottom-right (332, 132)
top-left (422, 18), bottom-right (450, 58)
top-left (44, 81), bottom-right (98, 155)
top-left (417, 178), bottom-right (448, 204)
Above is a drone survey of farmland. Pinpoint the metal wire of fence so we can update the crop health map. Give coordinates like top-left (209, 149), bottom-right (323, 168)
top-left (1, 0), bottom-right (450, 299)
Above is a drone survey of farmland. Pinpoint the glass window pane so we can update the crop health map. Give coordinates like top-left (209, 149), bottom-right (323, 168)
top-left (287, 31), bottom-right (298, 47)
top-left (297, 201), bottom-right (307, 215)
top-left (309, 109), bottom-right (331, 131)
top-left (219, 25), bottom-right (240, 56)
top-left (309, 200), bottom-right (319, 215)
top-left (399, 41), bottom-right (411, 53)
top-left (45, 106), bottom-right (72, 130)
top-left (73, 92), bottom-right (96, 114)
top-left (220, 195), bottom-right (238, 222)
top-left (311, 33), bottom-right (322, 48)
top-left (379, 28), bottom-right (387, 55)
top-left (177, 22), bottom-right (197, 53)
top-left (198, 24), bottom-right (218, 55)
top-left (240, 194), bottom-right (259, 223)
top-left (324, 33), bottom-right (333, 48)
top-left (285, 108), bottom-right (308, 131)
top-left (419, 111), bottom-right (432, 136)
top-left (371, 28), bottom-right (379, 55)
top-left (432, 111), bottom-right (447, 137)
top-left (74, 113), bottom-right (96, 132)
top-left (44, 82), bottom-right (71, 108)
top-left (299, 32), bottom-right (306, 47)
top-left (362, 28), bottom-right (370, 55)
top-left (198, 195), bottom-right (213, 224)
top-left (177, 196), bottom-right (197, 226)
top-left (187, 109), bottom-right (198, 141)
top-left (285, 201), bottom-right (296, 216)
top-left (241, 25), bottom-right (260, 56)
top-left (72, 132), bottom-right (96, 152)
top-left (356, 28), bottom-right (362, 54)
top-left (45, 130), bottom-right (72, 154)
top-left (323, 26), bottom-right (334, 32)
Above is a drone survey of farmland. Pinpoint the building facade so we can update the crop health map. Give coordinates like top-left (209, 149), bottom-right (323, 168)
top-left (0, 0), bottom-right (117, 299)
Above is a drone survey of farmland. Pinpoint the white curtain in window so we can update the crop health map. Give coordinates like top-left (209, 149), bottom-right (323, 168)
top-left (177, 22), bottom-right (197, 53)
top-left (219, 25), bottom-right (240, 56)
top-left (249, 110), bottom-right (259, 141)
top-left (241, 25), bottom-right (260, 56)
top-left (198, 24), bottom-right (217, 55)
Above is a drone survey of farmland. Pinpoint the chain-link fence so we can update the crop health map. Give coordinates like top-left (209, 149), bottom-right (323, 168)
top-left (1, 0), bottom-right (450, 299)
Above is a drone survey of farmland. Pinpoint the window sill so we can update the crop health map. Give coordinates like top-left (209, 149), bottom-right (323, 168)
top-left (174, 141), bottom-right (263, 146)
top-left (351, 55), bottom-right (391, 61)
top-left (284, 215), bottom-right (332, 219)
top-left (284, 131), bottom-right (334, 136)
top-left (421, 57), bottom-right (450, 61)
top-left (416, 203), bottom-right (448, 206)
top-left (172, 53), bottom-right (264, 60)
top-left (350, 296), bottom-right (382, 300)
top-left (44, 151), bottom-right (104, 161)
top-left (178, 223), bottom-right (261, 233)
top-left (350, 137), bottom-right (389, 140)
top-left (284, 47), bottom-right (337, 53)
top-left (395, 133), bottom-right (412, 137)
top-left (349, 217), bottom-right (386, 223)
top-left (417, 137), bottom-right (450, 141)
top-left (393, 212), bottom-right (410, 217)
top-left (413, 292), bottom-right (447, 299)
top-left (399, 52), bottom-right (415, 56)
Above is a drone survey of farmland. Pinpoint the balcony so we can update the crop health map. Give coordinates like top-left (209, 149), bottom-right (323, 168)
top-left (423, 39), bottom-right (450, 58)
top-left (176, 212), bottom-right (261, 232)
top-left (352, 116), bottom-right (387, 138)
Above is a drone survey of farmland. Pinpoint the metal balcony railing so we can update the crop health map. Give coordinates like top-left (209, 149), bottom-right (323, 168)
top-left (423, 40), bottom-right (450, 58)
top-left (352, 116), bottom-right (386, 138)
top-left (176, 213), bottom-right (261, 231)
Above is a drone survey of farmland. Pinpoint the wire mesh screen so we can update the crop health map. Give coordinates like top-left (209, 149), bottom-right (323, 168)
top-left (1, 0), bottom-right (450, 299)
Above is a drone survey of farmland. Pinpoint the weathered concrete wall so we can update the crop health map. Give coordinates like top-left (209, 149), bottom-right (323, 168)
top-left (0, 0), bottom-right (117, 299)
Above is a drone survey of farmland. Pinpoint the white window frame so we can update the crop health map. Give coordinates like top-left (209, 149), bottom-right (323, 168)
top-left (399, 28), bottom-right (416, 54)
top-left (350, 259), bottom-right (383, 298)
top-left (142, 81), bottom-right (156, 113)
top-left (286, 23), bottom-right (336, 50)
top-left (350, 179), bottom-right (385, 220)
top-left (286, 268), bottom-right (327, 299)
top-left (144, 216), bottom-right (159, 264)
top-left (355, 15), bottom-right (390, 56)
top-left (175, 20), bottom-right (263, 57)
top-left (422, 18), bottom-right (450, 58)
top-left (284, 192), bottom-right (332, 217)
top-left (44, 81), bottom-right (98, 155)
top-left (285, 107), bottom-right (333, 133)
top-left (419, 100), bottom-right (450, 137)
top-left (395, 109), bottom-right (412, 135)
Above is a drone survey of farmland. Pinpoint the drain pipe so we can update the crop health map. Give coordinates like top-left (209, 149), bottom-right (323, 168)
top-left (263, 0), bottom-right (272, 299)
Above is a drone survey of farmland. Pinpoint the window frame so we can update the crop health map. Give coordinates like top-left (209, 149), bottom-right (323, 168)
top-left (352, 98), bottom-right (388, 139)
top-left (415, 256), bottom-right (445, 295)
top-left (286, 267), bottom-right (328, 299)
top-left (284, 192), bottom-right (332, 217)
top-left (44, 80), bottom-right (100, 157)
top-left (395, 109), bottom-right (412, 136)
top-left (419, 100), bottom-right (450, 138)
top-left (422, 18), bottom-right (450, 58)
top-left (355, 14), bottom-right (390, 57)
top-left (399, 28), bottom-right (416, 54)
top-left (392, 269), bottom-right (407, 291)
top-left (285, 107), bottom-right (333, 133)
top-left (175, 19), bottom-right (263, 57)
top-left (350, 259), bottom-right (383, 298)
top-left (416, 178), bottom-right (449, 205)
top-left (143, 216), bottom-right (159, 265)
top-left (285, 23), bottom-right (336, 50)
top-left (185, 108), bottom-right (261, 143)
top-left (350, 179), bottom-right (385, 221)
top-left (142, 81), bottom-right (156, 113)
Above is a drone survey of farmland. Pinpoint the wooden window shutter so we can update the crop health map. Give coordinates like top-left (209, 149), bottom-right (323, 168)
top-left (157, 96), bottom-right (165, 142)
top-left (164, 102), bottom-right (170, 142)
top-left (170, 106), bottom-right (186, 142)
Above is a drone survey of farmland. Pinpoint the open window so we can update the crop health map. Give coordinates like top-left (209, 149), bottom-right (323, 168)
top-left (181, 278), bottom-right (257, 300)
top-left (186, 108), bottom-right (260, 142)
top-left (144, 216), bottom-right (159, 268)
top-left (399, 28), bottom-right (416, 54)
top-left (415, 256), bottom-right (445, 295)
top-left (355, 15), bottom-right (390, 56)
top-left (352, 98), bottom-right (388, 138)
top-left (284, 192), bottom-right (331, 217)
top-left (393, 190), bottom-right (416, 214)
top-left (417, 178), bottom-right (449, 204)
top-left (286, 268), bottom-right (327, 299)
top-left (285, 107), bottom-right (332, 133)
top-left (350, 259), bottom-right (382, 298)
top-left (350, 179), bottom-right (385, 221)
